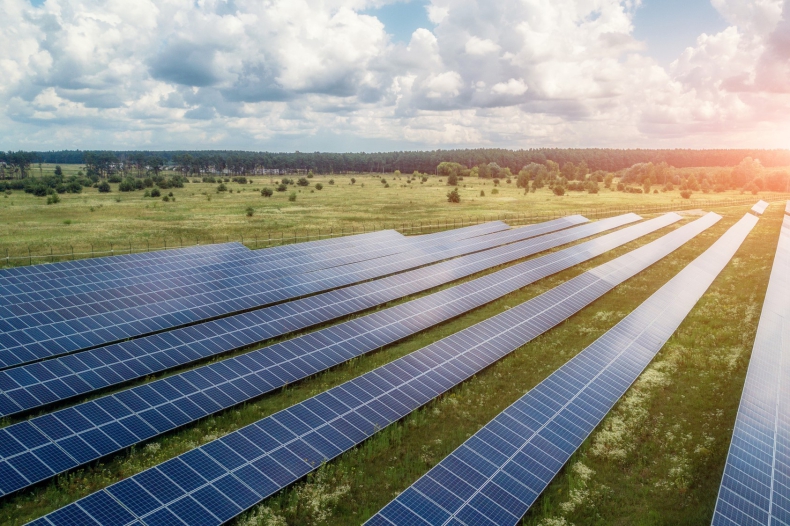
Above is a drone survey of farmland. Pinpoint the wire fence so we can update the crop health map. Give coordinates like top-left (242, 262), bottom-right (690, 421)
top-left (2, 194), bottom-right (787, 268)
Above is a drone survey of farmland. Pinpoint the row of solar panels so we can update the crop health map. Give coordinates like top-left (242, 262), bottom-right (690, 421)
top-left (0, 213), bottom-right (662, 495)
top-left (2, 201), bottom-right (773, 525)
top-left (0, 219), bottom-right (573, 369)
top-left (24, 207), bottom-right (753, 526)
top-left (0, 224), bottom-right (505, 306)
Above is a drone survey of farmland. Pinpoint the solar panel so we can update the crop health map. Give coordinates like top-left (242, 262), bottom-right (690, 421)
top-left (368, 212), bottom-right (757, 526)
top-left (711, 214), bottom-right (790, 526)
top-left (24, 213), bottom-right (718, 525)
top-left (0, 218), bottom-right (588, 369)
top-left (751, 200), bottom-right (769, 215)
top-left (0, 223), bottom-right (500, 309)
top-left (0, 213), bottom-right (653, 495)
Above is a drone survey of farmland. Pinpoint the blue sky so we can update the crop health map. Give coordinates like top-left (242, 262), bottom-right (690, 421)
top-left (3, 0), bottom-right (789, 150)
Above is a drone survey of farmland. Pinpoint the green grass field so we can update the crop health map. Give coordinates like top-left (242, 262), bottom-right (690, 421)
top-left (1, 164), bottom-right (786, 265)
top-left (0, 166), bottom-right (786, 526)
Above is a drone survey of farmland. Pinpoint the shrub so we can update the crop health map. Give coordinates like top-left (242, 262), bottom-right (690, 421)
top-left (506, 178), bottom-right (512, 184)
top-left (491, 188), bottom-right (499, 195)
top-left (328, 179), bottom-right (334, 185)
top-left (447, 174), bottom-right (458, 186)
top-left (277, 184), bottom-right (287, 192)
top-left (150, 187), bottom-right (161, 197)
top-left (119, 178), bottom-right (139, 192)
top-left (46, 193), bottom-right (60, 205)
top-left (232, 176), bottom-right (247, 184)
top-left (380, 178), bottom-right (387, 184)
top-left (144, 189), bottom-right (151, 197)
top-left (261, 187), bottom-right (273, 197)
top-left (492, 178), bottom-right (500, 186)
top-left (587, 181), bottom-right (599, 194)
top-left (553, 185), bottom-right (566, 196)
top-left (315, 183), bottom-right (323, 190)
top-left (162, 195), bottom-right (170, 202)
top-left (680, 189), bottom-right (692, 199)
top-left (281, 177), bottom-right (292, 185)
top-left (107, 174), bottom-right (122, 183)
top-left (297, 177), bottom-right (309, 186)
top-left (54, 165), bottom-right (63, 176)
top-left (203, 176), bottom-right (217, 183)
top-left (246, 206), bottom-right (254, 217)
top-left (384, 183), bottom-right (390, 188)
top-left (98, 181), bottom-right (111, 193)
top-left (217, 183), bottom-right (228, 192)
top-left (350, 178), bottom-right (356, 185)
top-left (288, 192), bottom-right (297, 202)
top-left (480, 190), bottom-right (485, 197)
top-left (447, 188), bottom-right (461, 203)
top-left (66, 181), bottom-right (82, 193)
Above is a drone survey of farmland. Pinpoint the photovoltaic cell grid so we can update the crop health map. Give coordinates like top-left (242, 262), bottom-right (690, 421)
top-left (0, 222), bottom-right (496, 312)
top-left (0, 218), bottom-right (586, 370)
top-left (0, 230), bottom-right (407, 306)
top-left (0, 215), bottom-right (634, 418)
top-left (751, 200), bottom-right (769, 216)
top-left (712, 213), bottom-right (790, 526)
top-left (0, 215), bottom-right (659, 495)
top-left (0, 223), bottom-right (504, 307)
top-left (368, 212), bottom-right (757, 526)
top-left (0, 242), bottom-right (250, 281)
top-left (26, 213), bottom-right (719, 526)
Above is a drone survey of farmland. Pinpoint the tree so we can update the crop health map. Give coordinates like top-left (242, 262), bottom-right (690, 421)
top-left (553, 185), bottom-right (565, 196)
top-left (732, 157), bottom-right (763, 188)
top-left (477, 163), bottom-right (491, 179)
top-left (447, 174), bottom-right (458, 186)
top-left (261, 187), bottom-right (273, 197)
top-left (680, 189), bottom-right (692, 199)
top-left (561, 162), bottom-right (577, 181)
top-left (54, 165), bottom-right (63, 177)
top-left (447, 188), bottom-right (460, 203)
top-left (604, 173), bottom-right (614, 188)
top-left (642, 177), bottom-right (652, 194)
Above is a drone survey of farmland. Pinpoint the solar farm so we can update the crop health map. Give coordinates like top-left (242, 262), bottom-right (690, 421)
top-left (0, 200), bottom-right (787, 526)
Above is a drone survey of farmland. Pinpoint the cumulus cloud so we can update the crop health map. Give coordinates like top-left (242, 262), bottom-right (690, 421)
top-left (0, 0), bottom-right (788, 149)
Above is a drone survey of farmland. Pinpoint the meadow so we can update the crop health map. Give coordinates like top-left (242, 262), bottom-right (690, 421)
top-left (0, 165), bottom-right (787, 526)
top-left (1, 163), bottom-right (784, 264)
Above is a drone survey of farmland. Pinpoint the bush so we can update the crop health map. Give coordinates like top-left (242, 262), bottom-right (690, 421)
top-left (315, 183), bottom-right (323, 190)
top-left (46, 193), bottom-right (60, 205)
top-left (162, 195), bottom-right (170, 202)
top-left (277, 184), bottom-right (287, 192)
top-left (232, 176), bottom-right (247, 184)
top-left (54, 165), bottom-right (63, 176)
top-left (246, 206), bottom-right (254, 217)
top-left (261, 187), bottom-right (273, 197)
top-left (98, 181), bottom-right (111, 193)
top-left (150, 187), bottom-right (161, 197)
top-left (288, 192), bottom-right (297, 202)
top-left (107, 174), bottom-right (122, 183)
top-left (447, 174), bottom-right (458, 186)
top-left (506, 178), bottom-right (512, 184)
top-left (203, 176), bottom-right (217, 183)
top-left (447, 188), bottom-right (461, 203)
top-left (217, 183), bottom-right (228, 192)
top-left (553, 186), bottom-right (566, 196)
top-left (350, 178), bottom-right (356, 185)
top-left (492, 178), bottom-right (500, 186)
top-left (119, 178), bottom-right (143, 192)
top-left (297, 177), bottom-right (309, 186)
top-left (328, 179), bottom-right (334, 185)
top-left (281, 177), bottom-right (293, 185)
top-left (680, 189), bottom-right (692, 199)
top-left (491, 188), bottom-right (499, 195)
top-left (66, 181), bottom-right (82, 193)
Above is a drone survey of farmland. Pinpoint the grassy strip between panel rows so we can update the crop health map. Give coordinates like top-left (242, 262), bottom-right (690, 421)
top-left (0, 205), bottom-right (771, 526)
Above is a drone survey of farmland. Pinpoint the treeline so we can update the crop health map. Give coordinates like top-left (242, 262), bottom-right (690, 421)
top-left (3, 148), bottom-right (790, 176)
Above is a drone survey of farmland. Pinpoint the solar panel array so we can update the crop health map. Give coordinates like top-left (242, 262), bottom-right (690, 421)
top-left (0, 215), bottom-right (636, 419)
top-left (26, 213), bottom-right (720, 526)
top-left (0, 218), bottom-right (583, 369)
top-left (0, 224), bottom-right (504, 308)
top-left (368, 212), bottom-right (757, 526)
top-left (0, 214), bottom-right (663, 495)
top-left (712, 212), bottom-right (790, 526)
top-left (751, 200), bottom-right (769, 216)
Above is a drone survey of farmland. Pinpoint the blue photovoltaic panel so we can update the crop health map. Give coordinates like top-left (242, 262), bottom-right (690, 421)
top-left (26, 213), bottom-right (718, 526)
top-left (369, 212), bottom-right (757, 526)
top-left (0, 214), bottom-right (652, 493)
top-left (0, 241), bottom-right (249, 280)
top-left (0, 215), bottom-right (635, 418)
top-left (0, 231), bottom-right (403, 306)
top-left (751, 200), bottom-right (769, 216)
top-left (712, 213), bottom-right (790, 526)
top-left (0, 217), bottom-right (586, 369)
top-left (0, 223), bottom-right (485, 309)
top-left (0, 224), bottom-right (502, 308)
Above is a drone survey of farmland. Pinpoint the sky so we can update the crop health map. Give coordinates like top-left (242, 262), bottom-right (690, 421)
top-left (0, 0), bottom-right (789, 151)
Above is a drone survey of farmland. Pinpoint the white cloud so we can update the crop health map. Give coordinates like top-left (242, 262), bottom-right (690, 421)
top-left (0, 0), bottom-right (788, 150)
top-left (464, 36), bottom-right (500, 55)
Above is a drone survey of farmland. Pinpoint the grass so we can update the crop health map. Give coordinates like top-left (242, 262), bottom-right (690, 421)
top-left (1, 164), bottom-right (786, 264)
top-left (0, 173), bottom-right (783, 525)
